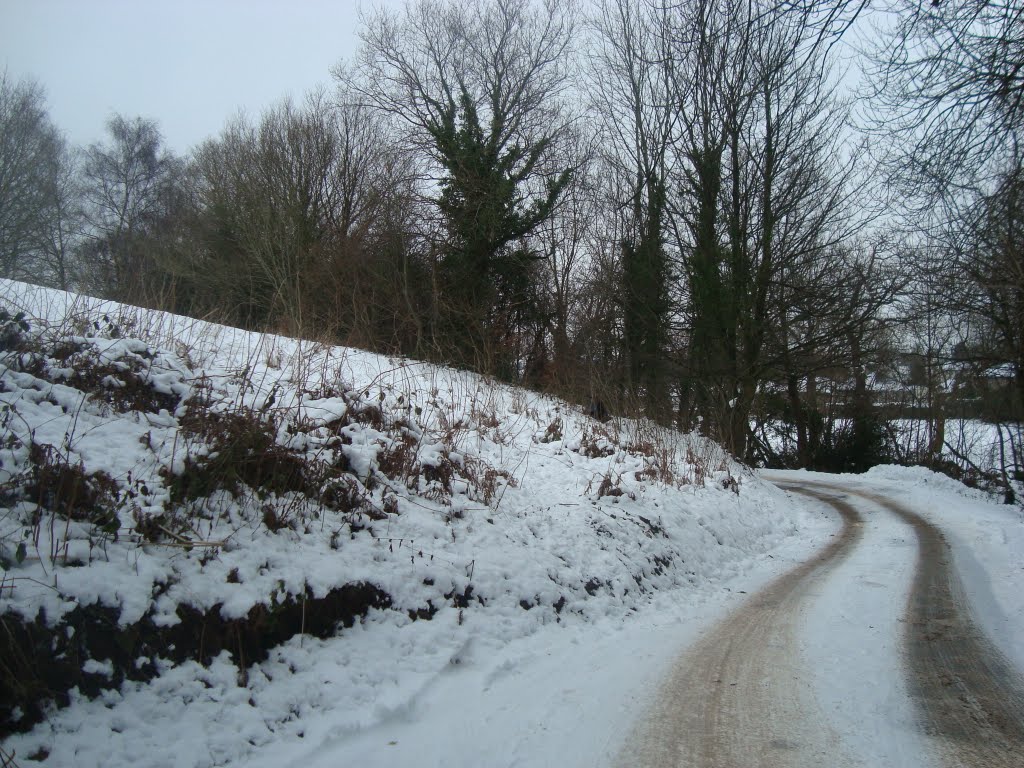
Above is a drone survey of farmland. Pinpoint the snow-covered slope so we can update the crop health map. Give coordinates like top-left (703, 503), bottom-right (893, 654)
top-left (0, 279), bottom-right (828, 766)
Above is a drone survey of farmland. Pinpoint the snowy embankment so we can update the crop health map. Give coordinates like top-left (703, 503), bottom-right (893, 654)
top-left (0, 280), bottom-right (828, 767)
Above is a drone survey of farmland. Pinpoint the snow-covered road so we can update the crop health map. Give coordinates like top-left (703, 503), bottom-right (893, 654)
top-left (615, 473), bottom-right (1024, 767)
top-left (615, 484), bottom-right (866, 767)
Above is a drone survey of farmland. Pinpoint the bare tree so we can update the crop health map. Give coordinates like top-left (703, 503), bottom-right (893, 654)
top-left (528, 128), bottom-right (600, 391)
top-left (650, 0), bottom-right (865, 457)
top-left (79, 114), bottom-right (175, 300)
top-left (35, 140), bottom-right (82, 291)
top-left (187, 89), bottom-right (413, 339)
top-left (943, 161), bottom-right (1024, 426)
top-left (0, 73), bottom-right (68, 285)
top-left (346, 0), bottom-right (579, 375)
top-left (764, 240), bottom-right (906, 468)
top-left (867, 0), bottom-right (1024, 203)
top-left (191, 94), bottom-right (343, 329)
top-left (327, 84), bottom-right (428, 352)
top-left (860, 1), bottom-right (1024, 492)
top-left (590, 0), bottom-right (679, 416)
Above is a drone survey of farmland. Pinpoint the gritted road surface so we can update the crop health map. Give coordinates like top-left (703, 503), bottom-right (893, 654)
top-left (616, 481), bottom-right (1024, 768)
top-left (861, 489), bottom-right (1024, 768)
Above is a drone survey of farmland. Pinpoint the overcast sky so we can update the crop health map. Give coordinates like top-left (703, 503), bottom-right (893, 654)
top-left (0, 0), bottom-right (402, 154)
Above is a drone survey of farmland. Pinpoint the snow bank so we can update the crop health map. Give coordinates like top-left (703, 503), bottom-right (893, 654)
top-left (0, 280), bottom-right (824, 766)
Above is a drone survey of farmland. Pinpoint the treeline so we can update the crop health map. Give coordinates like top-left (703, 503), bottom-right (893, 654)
top-left (1, 0), bottom-right (1021, 478)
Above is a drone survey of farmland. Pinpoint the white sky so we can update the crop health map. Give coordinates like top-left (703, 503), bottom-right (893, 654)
top-left (1, 0), bottom-right (875, 158)
top-left (0, 0), bottom-right (402, 154)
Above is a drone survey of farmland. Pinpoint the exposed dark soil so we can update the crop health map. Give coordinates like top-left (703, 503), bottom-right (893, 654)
top-left (0, 582), bottom-right (391, 739)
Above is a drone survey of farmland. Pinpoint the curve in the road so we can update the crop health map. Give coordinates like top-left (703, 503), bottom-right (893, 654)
top-left (618, 479), bottom-right (1024, 768)
top-left (851, 488), bottom-right (1024, 768)
top-left (616, 485), bottom-right (864, 768)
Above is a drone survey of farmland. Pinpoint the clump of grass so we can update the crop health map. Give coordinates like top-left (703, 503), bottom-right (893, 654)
top-left (170, 406), bottom-right (312, 501)
top-left (594, 470), bottom-right (634, 500)
top-left (577, 425), bottom-right (616, 458)
top-left (540, 417), bottom-right (563, 443)
top-left (0, 309), bottom-right (31, 353)
top-left (150, 403), bottom-right (349, 538)
top-left (57, 349), bottom-right (181, 416)
top-left (460, 455), bottom-right (515, 505)
top-left (5, 439), bottom-right (127, 565)
top-left (27, 444), bottom-right (120, 533)
top-left (1, 313), bottom-right (183, 417)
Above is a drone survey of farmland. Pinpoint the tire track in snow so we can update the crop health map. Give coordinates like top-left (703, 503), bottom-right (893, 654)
top-left (855, 489), bottom-right (1024, 768)
top-left (615, 486), bottom-right (862, 768)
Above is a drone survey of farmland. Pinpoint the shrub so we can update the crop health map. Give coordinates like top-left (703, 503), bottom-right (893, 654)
top-left (27, 443), bottom-right (120, 535)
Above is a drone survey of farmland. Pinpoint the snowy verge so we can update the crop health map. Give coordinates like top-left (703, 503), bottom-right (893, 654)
top-left (8, 517), bottom-right (839, 768)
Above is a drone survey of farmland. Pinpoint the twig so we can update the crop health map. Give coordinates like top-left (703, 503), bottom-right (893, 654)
top-left (942, 439), bottom-right (993, 478)
top-left (1, 744), bottom-right (23, 768)
top-left (154, 524), bottom-right (226, 548)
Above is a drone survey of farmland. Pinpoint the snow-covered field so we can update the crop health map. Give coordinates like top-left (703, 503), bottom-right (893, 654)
top-left (760, 413), bottom-right (1022, 490)
top-left (890, 418), bottom-right (1022, 478)
top-left (0, 280), bottom-right (833, 767)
